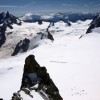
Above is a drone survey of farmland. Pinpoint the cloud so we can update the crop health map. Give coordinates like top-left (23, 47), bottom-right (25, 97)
top-left (0, 2), bottom-right (35, 8)
top-left (61, 4), bottom-right (73, 6)
top-left (83, 4), bottom-right (89, 7)
top-left (93, 4), bottom-right (100, 6)
top-left (20, 2), bottom-right (36, 8)
top-left (40, 15), bottom-right (54, 20)
top-left (61, 4), bottom-right (78, 7)
top-left (62, 4), bottom-right (67, 6)
top-left (88, 0), bottom-right (100, 5)
top-left (85, 2), bottom-right (100, 7)
top-left (0, 5), bottom-right (18, 8)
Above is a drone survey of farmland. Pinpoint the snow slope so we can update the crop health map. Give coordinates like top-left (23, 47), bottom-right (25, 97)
top-left (0, 20), bottom-right (100, 100)
top-left (0, 21), bottom-right (50, 58)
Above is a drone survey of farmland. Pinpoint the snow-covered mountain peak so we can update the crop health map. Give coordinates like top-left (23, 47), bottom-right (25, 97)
top-left (0, 12), bottom-right (22, 49)
top-left (86, 14), bottom-right (100, 33)
top-left (0, 11), bottom-right (21, 25)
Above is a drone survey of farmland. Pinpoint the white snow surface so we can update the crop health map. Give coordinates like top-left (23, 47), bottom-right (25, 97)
top-left (0, 21), bottom-right (50, 58)
top-left (0, 20), bottom-right (100, 100)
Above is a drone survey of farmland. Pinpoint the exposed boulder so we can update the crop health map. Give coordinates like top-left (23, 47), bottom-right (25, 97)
top-left (12, 38), bottom-right (30, 56)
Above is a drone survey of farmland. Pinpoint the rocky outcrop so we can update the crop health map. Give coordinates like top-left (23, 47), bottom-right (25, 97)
top-left (12, 38), bottom-right (30, 56)
top-left (86, 14), bottom-right (100, 33)
top-left (0, 11), bottom-right (22, 25)
top-left (47, 23), bottom-right (54, 41)
top-left (0, 11), bottom-right (22, 47)
top-left (38, 20), bottom-right (42, 25)
top-left (0, 23), bottom-right (7, 47)
top-left (36, 23), bottom-right (54, 42)
top-left (60, 19), bottom-right (71, 26)
top-left (47, 31), bottom-right (54, 42)
top-left (66, 20), bottom-right (71, 26)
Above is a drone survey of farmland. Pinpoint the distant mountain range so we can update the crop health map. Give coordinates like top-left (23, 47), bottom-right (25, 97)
top-left (20, 12), bottom-right (97, 22)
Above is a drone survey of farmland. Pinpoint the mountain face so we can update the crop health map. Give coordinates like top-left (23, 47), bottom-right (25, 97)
top-left (12, 38), bottom-right (30, 56)
top-left (0, 11), bottom-right (97, 58)
top-left (86, 14), bottom-right (100, 33)
top-left (0, 23), bottom-right (6, 47)
top-left (0, 11), bottom-right (22, 47)
top-left (0, 12), bottom-right (55, 58)
top-left (0, 11), bottom-right (21, 25)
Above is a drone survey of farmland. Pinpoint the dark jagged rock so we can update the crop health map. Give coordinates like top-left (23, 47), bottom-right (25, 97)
top-left (0, 12), bottom-right (6, 24)
top-left (0, 24), bottom-right (7, 47)
top-left (66, 20), bottom-right (71, 26)
top-left (60, 19), bottom-right (71, 26)
top-left (37, 32), bottom-right (45, 40)
top-left (37, 67), bottom-right (63, 100)
top-left (37, 23), bottom-right (54, 41)
top-left (0, 31), bottom-right (6, 47)
top-left (0, 11), bottom-right (22, 47)
top-left (38, 20), bottom-right (42, 25)
top-left (47, 32), bottom-right (54, 42)
top-left (86, 14), bottom-right (100, 33)
top-left (47, 23), bottom-right (54, 41)
top-left (12, 38), bottom-right (30, 56)
top-left (0, 11), bottom-right (22, 25)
